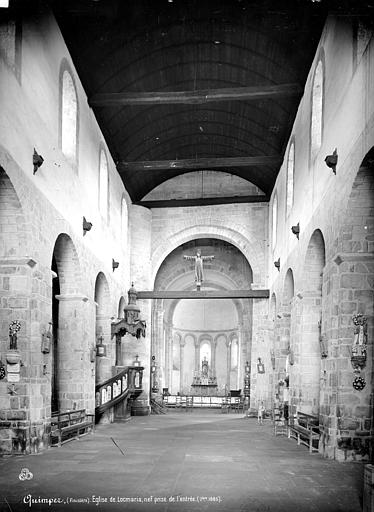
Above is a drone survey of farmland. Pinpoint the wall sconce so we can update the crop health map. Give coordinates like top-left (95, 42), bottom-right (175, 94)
top-left (324, 148), bottom-right (338, 174)
top-left (33, 148), bottom-right (44, 174)
top-left (291, 223), bottom-right (300, 239)
top-left (274, 258), bottom-right (280, 271)
top-left (257, 357), bottom-right (265, 374)
top-left (83, 217), bottom-right (93, 236)
top-left (133, 354), bottom-right (141, 367)
top-left (112, 259), bottom-right (119, 271)
top-left (96, 335), bottom-right (106, 357)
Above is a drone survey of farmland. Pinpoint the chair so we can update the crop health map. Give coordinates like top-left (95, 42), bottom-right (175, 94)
top-left (221, 397), bottom-right (230, 413)
top-left (185, 396), bottom-right (193, 412)
top-left (175, 396), bottom-right (182, 411)
top-left (234, 397), bottom-right (244, 413)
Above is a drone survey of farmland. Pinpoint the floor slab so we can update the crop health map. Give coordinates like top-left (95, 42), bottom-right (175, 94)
top-left (0, 412), bottom-right (364, 512)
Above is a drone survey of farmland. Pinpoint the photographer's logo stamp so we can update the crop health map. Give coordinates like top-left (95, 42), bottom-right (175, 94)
top-left (19, 468), bottom-right (33, 481)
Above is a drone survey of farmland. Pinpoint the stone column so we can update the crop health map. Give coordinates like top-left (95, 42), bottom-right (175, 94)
top-left (129, 205), bottom-right (152, 415)
top-left (194, 337), bottom-right (200, 374)
top-left (179, 338), bottom-right (186, 393)
top-left (211, 338), bottom-right (217, 375)
top-left (237, 326), bottom-right (243, 389)
top-left (164, 323), bottom-right (172, 389)
top-left (226, 339), bottom-right (231, 391)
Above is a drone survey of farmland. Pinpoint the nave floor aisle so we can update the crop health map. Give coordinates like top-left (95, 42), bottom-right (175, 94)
top-left (0, 412), bottom-right (363, 512)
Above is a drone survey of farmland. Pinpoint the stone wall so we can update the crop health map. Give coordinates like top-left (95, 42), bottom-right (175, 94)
top-left (268, 16), bottom-right (374, 460)
top-left (0, 9), bottom-right (133, 454)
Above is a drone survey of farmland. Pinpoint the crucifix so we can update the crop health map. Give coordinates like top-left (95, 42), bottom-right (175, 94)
top-left (183, 251), bottom-right (214, 290)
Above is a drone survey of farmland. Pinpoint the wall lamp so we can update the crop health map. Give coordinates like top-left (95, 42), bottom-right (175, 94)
top-left (112, 258), bottom-right (119, 271)
top-left (325, 148), bottom-right (338, 174)
top-left (274, 258), bottom-right (280, 271)
top-left (33, 149), bottom-right (44, 174)
top-left (291, 222), bottom-right (300, 239)
top-left (83, 217), bottom-right (93, 236)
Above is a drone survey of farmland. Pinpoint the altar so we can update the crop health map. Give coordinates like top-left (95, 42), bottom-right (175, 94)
top-left (191, 356), bottom-right (218, 396)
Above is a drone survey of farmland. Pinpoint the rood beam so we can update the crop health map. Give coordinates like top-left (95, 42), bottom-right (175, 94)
top-left (137, 290), bottom-right (269, 300)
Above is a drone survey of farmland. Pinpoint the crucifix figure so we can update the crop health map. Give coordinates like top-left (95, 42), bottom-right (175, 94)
top-left (183, 251), bottom-right (214, 290)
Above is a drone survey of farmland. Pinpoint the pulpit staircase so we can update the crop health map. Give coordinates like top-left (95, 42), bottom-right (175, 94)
top-left (95, 366), bottom-right (144, 422)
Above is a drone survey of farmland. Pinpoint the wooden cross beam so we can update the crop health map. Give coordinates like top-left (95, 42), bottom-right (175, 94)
top-left (137, 290), bottom-right (269, 300)
top-left (89, 83), bottom-right (302, 107)
top-left (119, 155), bottom-right (281, 172)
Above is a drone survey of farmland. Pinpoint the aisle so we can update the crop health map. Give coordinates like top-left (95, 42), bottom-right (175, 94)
top-left (0, 412), bottom-right (363, 512)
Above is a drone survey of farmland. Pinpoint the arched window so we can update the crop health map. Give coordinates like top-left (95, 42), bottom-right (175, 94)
top-left (272, 193), bottom-right (278, 250)
top-left (311, 59), bottom-right (324, 155)
top-left (99, 149), bottom-right (108, 220)
top-left (61, 69), bottom-right (78, 164)
top-left (200, 342), bottom-right (211, 365)
top-left (231, 338), bottom-right (238, 368)
top-left (286, 141), bottom-right (295, 216)
top-left (121, 196), bottom-right (128, 244)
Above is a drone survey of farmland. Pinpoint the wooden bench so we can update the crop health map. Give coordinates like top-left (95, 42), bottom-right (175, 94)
top-left (288, 411), bottom-right (320, 453)
top-left (51, 409), bottom-right (95, 447)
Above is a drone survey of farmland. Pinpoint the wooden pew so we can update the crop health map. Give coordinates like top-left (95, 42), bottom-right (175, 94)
top-left (288, 411), bottom-right (320, 453)
top-left (51, 409), bottom-right (95, 447)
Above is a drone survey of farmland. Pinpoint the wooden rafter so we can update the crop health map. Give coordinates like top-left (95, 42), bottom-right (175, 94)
top-left (89, 83), bottom-right (302, 107)
top-left (119, 155), bottom-right (281, 172)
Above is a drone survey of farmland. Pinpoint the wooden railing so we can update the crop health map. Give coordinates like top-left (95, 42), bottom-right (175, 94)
top-left (95, 366), bottom-right (144, 415)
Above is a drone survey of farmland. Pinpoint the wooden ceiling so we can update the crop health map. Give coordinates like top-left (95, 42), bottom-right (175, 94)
top-left (47, 0), bottom-right (370, 203)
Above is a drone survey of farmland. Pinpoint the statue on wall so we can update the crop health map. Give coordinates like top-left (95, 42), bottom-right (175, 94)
top-left (202, 356), bottom-right (209, 376)
top-left (352, 313), bottom-right (367, 357)
top-left (183, 251), bottom-right (214, 289)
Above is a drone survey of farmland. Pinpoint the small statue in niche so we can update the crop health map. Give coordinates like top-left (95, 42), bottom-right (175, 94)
top-left (352, 314), bottom-right (367, 357)
top-left (202, 356), bottom-right (209, 376)
top-left (257, 357), bottom-right (265, 374)
top-left (9, 320), bottom-right (21, 350)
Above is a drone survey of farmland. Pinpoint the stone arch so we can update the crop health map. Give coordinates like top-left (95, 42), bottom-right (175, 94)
top-left (51, 233), bottom-right (86, 412)
top-left (275, 268), bottom-right (295, 417)
top-left (283, 268), bottom-right (295, 304)
top-left (118, 295), bottom-right (126, 319)
top-left (94, 272), bottom-right (111, 386)
top-left (151, 224), bottom-right (263, 285)
top-left (52, 233), bottom-right (82, 295)
top-left (296, 229), bottom-right (326, 415)
top-left (0, 165), bottom-right (29, 258)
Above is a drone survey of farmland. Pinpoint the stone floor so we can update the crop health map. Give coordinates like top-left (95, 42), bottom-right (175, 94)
top-left (0, 411), bottom-right (364, 512)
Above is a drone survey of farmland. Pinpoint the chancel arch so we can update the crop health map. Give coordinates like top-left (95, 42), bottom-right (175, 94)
top-left (151, 238), bottom-right (253, 398)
